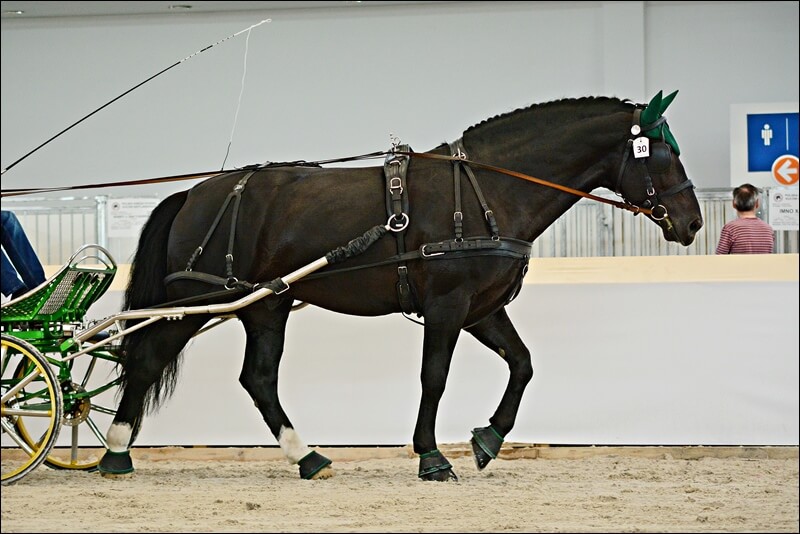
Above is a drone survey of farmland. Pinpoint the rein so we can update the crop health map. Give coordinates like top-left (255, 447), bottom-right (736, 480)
top-left (399, 150), bottom-right (653, 216)
top-left (0, 152), bottom-right (388, 198)
top-left (2, 149), bottom-right (654, 218)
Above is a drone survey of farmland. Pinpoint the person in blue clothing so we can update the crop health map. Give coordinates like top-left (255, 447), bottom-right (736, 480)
top-left (1, 210), bottom-right (46, 300)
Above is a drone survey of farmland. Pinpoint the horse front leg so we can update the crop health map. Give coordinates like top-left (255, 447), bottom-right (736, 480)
top-left (414, 301), bottom-right (469, 482)
top-left (237, 299), bottom-right (333, 480)
top-left (465, 306), bottom-right (533, 470)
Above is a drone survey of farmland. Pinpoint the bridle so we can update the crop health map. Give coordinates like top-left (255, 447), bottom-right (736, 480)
top-left (614, 107), bottom-right (695, 224)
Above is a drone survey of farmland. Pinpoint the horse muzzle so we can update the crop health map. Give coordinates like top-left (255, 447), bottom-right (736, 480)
top-left (658, 214), bottom-right (702, 246)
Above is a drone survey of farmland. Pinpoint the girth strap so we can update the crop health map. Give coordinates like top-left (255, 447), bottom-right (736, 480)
top-left (384, 144), bottom-right (417, 315)
top-left (302, 236), bottom-right (533, 281)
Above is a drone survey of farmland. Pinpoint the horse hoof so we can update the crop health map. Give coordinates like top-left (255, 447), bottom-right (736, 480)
top-left (418, 449), bottom-right (458, 482)
top-left (309, 465), bottom-right (335, 480)
top-left (298, 450), bottom-right (333, 480)
top-left (98, 450), bottom-right (134, 476)
top-left (470, 426), bottom-right (504, 471)
top-left (419, 468), bottom-right (459, 482)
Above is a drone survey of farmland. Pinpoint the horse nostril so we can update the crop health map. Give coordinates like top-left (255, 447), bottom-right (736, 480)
top-left (689, 218), bottom-right (703, 233)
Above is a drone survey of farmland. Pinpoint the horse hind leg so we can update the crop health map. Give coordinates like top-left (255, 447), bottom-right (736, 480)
top-left (465, 307), bottom-right (533, 471)
top-left (98, 315), bottom-right (210, 476)
top-left (237, 299), bottom-right (333, 480)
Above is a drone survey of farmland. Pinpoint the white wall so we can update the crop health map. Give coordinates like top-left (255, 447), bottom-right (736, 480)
top-left (2, 1), bottom-right (798, 200)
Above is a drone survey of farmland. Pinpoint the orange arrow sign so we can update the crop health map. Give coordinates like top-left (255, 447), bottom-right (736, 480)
top-left (772, 155), bottom-right (799, 186)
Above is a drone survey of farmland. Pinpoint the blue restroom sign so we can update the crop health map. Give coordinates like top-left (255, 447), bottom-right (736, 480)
top-left (747, 112), bottom-right (799, 172)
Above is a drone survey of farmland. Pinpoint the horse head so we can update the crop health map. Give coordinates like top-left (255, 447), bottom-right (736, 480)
top-left (615, 90), bottom-right (703, 246)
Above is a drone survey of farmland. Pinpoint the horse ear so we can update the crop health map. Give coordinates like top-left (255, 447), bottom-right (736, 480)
top-left (641, 90), bottom-right (663, 125)
top-left (659, 90), bottom-right (678, 114)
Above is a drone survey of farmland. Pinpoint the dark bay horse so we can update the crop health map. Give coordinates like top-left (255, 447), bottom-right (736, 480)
top-left (99, 91), bottom-right (703, 481)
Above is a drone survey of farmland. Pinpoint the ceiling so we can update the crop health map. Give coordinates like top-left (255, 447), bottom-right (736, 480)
top-left (0, 1), bottom-right (447, 19)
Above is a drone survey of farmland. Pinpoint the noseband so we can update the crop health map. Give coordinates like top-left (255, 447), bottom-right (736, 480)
top-left (615, 108), bottom-right (694, 222)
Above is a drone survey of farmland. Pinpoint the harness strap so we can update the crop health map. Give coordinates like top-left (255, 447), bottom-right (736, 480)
top-left (384, 145), bottom-right (417, 315)
top-left (162, 224), bottom-right (391, 309)
top-left (452, 146), bottom-right (464, 241)
top-left (615, 139), bottom-right (634, 196)
top-left (303, 236), bottom-right (532, 281)
top-left (449, 139), bottom-right (500, 240)
top-left (658, 178), bottom-right (694, 199)
top-left (185, 170), bottom-right (255, 281)
top-left (167, 235), bottom-right (532, 288)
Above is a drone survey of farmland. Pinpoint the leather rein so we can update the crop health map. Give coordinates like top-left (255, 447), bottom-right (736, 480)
top-left (399, 149), bottom-right (654, 216)
top-left (1, 148), bottom-right (653, 216)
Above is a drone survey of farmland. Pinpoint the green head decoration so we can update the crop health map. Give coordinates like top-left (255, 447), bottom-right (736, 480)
top-left (640, 90), bottom-right (680, 155)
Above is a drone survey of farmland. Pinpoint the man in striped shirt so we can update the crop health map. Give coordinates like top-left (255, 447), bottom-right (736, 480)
top-left (715, 183), bottom-right (774, 254)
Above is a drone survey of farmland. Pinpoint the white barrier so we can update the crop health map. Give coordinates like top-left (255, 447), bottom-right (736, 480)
top-left (80, 254), bottom-right (799, 447)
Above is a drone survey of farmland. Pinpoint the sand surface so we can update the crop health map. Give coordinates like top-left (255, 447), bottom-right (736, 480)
top-left (2, 446), bottom-right (798, 533)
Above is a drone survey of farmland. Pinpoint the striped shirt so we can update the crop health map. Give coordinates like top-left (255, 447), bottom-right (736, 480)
top-left (715, 217), bottom-right (774, 254)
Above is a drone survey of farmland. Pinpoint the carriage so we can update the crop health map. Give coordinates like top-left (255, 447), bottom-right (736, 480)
top-left (2, 91), bottom-right (704, 485)
top-left (2, 244), bottom-right (120, 485)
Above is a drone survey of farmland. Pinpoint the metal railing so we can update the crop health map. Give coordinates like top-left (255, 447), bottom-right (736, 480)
top-left (2, 189), bottom-right (797, 266)
top-left (1, 196), bottom-right (107, 265)
top-left (532, 188), bottom-right (797, 257)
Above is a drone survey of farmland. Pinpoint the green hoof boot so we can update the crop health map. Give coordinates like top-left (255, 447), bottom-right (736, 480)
top-left (98, 450), bottom-right (134, 476)
top-left (471, 425), bottom-right (504, 470)
top-left (418, 449), bottom-right (458, 482)
top-left (298, 451), bottom-right (333, 480)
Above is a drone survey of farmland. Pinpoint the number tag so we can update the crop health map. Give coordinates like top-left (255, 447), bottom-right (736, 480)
top-left (632, 136), bottom-right (650, 159)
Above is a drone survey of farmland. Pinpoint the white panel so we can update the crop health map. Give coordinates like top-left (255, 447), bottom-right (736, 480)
top-left (86, 278), bottom-right (799, 447)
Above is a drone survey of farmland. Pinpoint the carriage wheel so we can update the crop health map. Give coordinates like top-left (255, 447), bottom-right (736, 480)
top-left (16, 350), bottom-right (120, 472)
top-left (1, 334), bottom-right (64, 485)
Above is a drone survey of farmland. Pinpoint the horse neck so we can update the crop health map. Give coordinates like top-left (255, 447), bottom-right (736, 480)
top-left (461, 106), bottom-right (630, 242)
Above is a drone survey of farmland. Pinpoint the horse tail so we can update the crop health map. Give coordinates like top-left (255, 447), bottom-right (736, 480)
top-left (122, 190), bottom-right (187, 312)
top-left (119, 189), bottom-right (188, 415)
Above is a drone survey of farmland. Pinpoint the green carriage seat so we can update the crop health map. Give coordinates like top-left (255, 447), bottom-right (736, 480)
top-left (1, 244), bottom-right (117, 346)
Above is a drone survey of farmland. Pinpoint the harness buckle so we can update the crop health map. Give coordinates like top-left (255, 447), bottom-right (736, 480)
top-left (389, 177), bottom-right (403, 194)
top-left (453, 211), bottom-right (463, 223)
top-left (387, 213), bottom-right (409, 232)
top-left (421, 245), bottom-right (445, 258)
top-left (224, 277), bottom-right (239, 290)
top-left (274, 279), bottom-right (290, 295)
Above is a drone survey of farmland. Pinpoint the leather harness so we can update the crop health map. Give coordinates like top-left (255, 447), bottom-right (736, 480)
top-left (379, 139), bottom-right (528, 316)
top-left (164, 142), bottom-right (533, 316)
